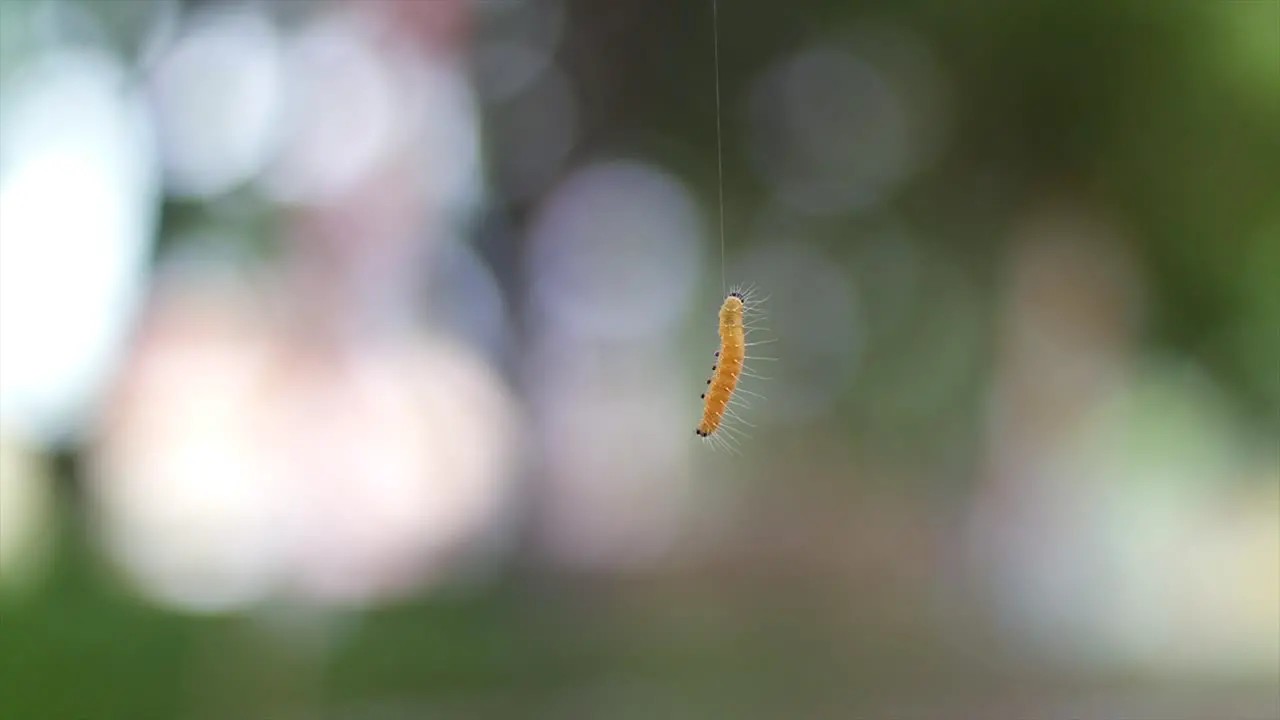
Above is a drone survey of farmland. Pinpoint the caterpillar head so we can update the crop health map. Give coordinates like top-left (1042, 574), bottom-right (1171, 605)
top-left (719, 295), bottom-right (744, 323)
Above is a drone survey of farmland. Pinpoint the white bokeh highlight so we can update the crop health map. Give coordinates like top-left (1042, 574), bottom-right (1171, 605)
top-left (149, 3), bottom-right (282, 198)
top-left (0, 47), bottom-right (159, 443)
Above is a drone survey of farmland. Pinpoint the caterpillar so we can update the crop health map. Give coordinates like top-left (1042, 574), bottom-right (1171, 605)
top-left (696, 285), bottom-right (770, 452)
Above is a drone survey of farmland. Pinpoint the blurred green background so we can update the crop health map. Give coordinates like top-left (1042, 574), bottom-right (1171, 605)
top-left (1, 0), bottom-right (1277, 718)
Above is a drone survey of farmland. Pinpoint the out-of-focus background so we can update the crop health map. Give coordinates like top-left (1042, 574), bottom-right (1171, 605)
top-left (0, 0), bottom-right (1277, 717)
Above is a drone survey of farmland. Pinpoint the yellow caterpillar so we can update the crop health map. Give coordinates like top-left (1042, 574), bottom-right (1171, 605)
top-left (696, 286), bottom-right (769, 451)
